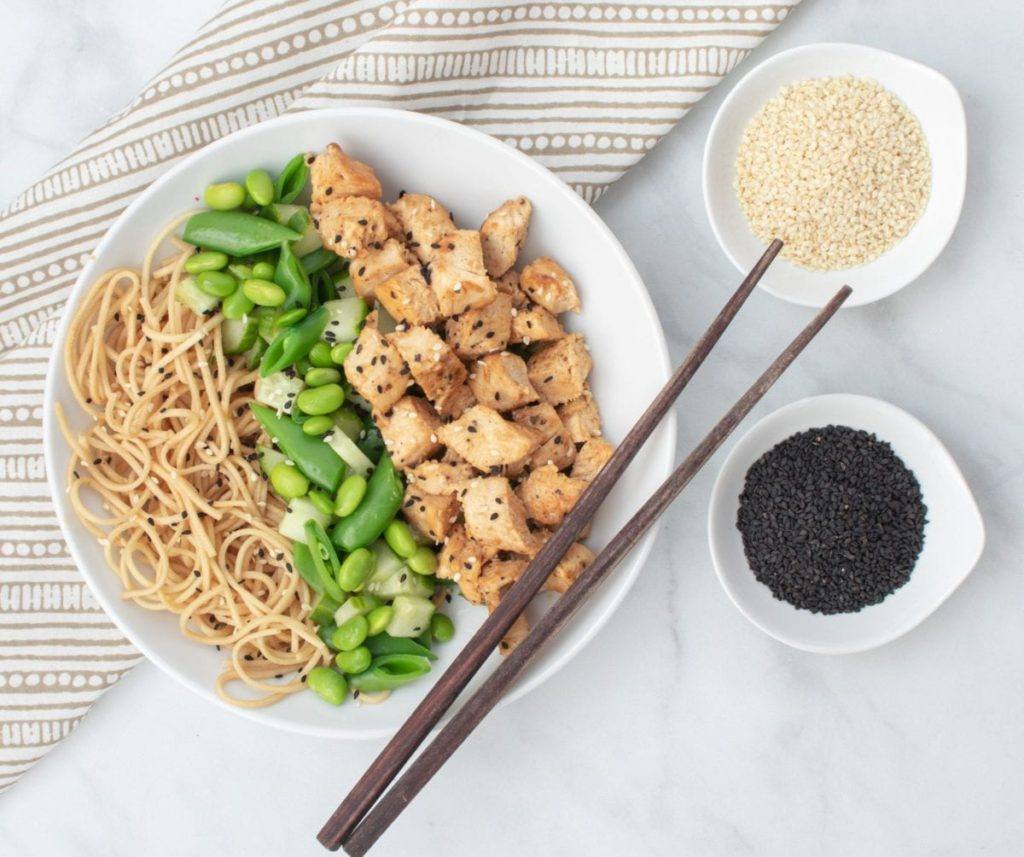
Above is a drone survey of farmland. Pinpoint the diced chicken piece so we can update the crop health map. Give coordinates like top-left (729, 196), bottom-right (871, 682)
top-left (375, 264), bottom-right (441, 327)
top-left (527, 334), bottom-right (592, 406)
top-left (437, 524), bottom-right (493, 604)
top-left (389, 193), bottom-right (454, 263)
top-left (402, 484), bottom-right (459, 543)
top-left (483, 585), bottom-right (531, 654)
top-left (480, 197), bottom-right (532, 278)
top-left (406, 459), bottom-right (476, 499)
top-left (543, 542), bottom-right (595, 594)
top-left (429, 230), bottom-right (497, 316)
top-left (388, 326), bottom-right (467, 410)
top-left (435, 383), bottom-right (476, 420)
top-left (510, 302), bottom-right (564, 346)
top-left (493, 269), bottom-right (529, 308)
top-left (444, 293), bottom-right (512, 359)
top-left (571, 437), bottom-right (614, 483)
top-left (512, 401), bottom-right (576, 470)
top-left (468, 352), bottom-right (538, 412)
top-left (310, 143), bottom-right (381, 208)
top-left (478, 556), bottom-right (527, 601)
top-left (317, 196), bottom-right (399, 259)
top-left (462, 476), bottom-right (540, 555)
top-left (516, 464), bottom-right (587, 527)
top-left (350, 239), bottom-right (415, 302)
top-left (438, 405), bottom-right (539, 472)
top-left (343, 313), bottom-right (409, 412)
top-left (375, 396), bottom-right (443, 470)
top-left (519, 257), bottom-right (581, 314)
top-left (558, 387), bottom-right (602, 443)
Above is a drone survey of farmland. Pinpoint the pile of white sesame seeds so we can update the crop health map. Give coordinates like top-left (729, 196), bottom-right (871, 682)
top-left (734, 75), bottom-right (932, 271)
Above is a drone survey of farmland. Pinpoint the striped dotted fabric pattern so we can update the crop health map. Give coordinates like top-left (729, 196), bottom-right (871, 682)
top-left (0, 0), bottom-right (798, 792)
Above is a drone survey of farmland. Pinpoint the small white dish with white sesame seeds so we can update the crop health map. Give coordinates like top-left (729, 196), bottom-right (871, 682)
top-left (703, 43), bottom-right (967, 308)
top-left (707, 394), bottom-right (985, 654)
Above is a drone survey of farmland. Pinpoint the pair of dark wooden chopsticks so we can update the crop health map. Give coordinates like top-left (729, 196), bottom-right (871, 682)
top-left (320, 239), bottom-right (852, 854)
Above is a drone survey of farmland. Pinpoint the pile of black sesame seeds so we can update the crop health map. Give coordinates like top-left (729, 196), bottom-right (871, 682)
top-left (736, 425), bottom-right (927, 614)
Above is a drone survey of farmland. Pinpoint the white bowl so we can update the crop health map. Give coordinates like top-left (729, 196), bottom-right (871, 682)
top-left (703, 43), bottom-right (967, 308)
top-left (708, 394), bottom-right (983, 653)
top-left (43, 108), bottom-right (675, 738)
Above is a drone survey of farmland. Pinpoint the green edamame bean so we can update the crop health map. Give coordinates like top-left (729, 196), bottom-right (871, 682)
top-left (330, 342), bottom-right (354, 365)
top-left (308, 489), bottom-right (335, 517)
top-left (338, 547), bottom-right (375, 592)
top-left (407, 546), bottom-right (438, 576)
top-left (307, 666), bottom-right (347, 705)
top-left (384, 519), bottom-right (418, 559)
top-left (184, 250), bottom-right (228, 274)
top-left (334, 646), bottom-right (371, 675)
top-left (430, 613), bottom-right (455, 643)
top-left (308, 341), bottom-right (335, 368)
top-left (365, 605), bottom-right (394, 637)
top-left (305, 367), bottom-right (341, 387)
top-left (242, 278), bottom-right (286, 307)
top-left (296, 383), bottom-right (345, 416)
top-left (203, 181), bottom-right (246, 211)
top-left (269, 462), bottom-right (309, 499)
top-left (331, 615), bottom-right (369, 652)
top-left (228, 263), bottom-right (253, 280)
top-left (334, 475), bottom-right (368, 517)
top-left (252, 261), bottom-right (276, 280)
top-left (221, 287), bottom-right (255, 320)
top-left (195, 270), bottom-right (238, 298)
top-left (244, 169), bottom-right (275, 207)
top-left (276, 307), bottom-right (308, 328)
top-left (301, 415), bottom-right (334, 436)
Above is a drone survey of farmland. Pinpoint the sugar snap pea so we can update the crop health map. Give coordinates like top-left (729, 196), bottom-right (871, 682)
top-left (364, 632), bottom-right (437, 660)
top-left (250, 403), bottom-right (345, 492)
top-left (259, 306), bottom-right (328, 377)
top-left (182, 210), bottom-right (301, 256)
top-left (273, 241), bottom-right (312, 311)
top-left (292, 541), bottom-right (345, 603)
top-left (275, 153), bottom-right (310, 204)
top-left (347, 653), bottom-right (431, 692)
top-left (331, 454), bottom-right (404, 552)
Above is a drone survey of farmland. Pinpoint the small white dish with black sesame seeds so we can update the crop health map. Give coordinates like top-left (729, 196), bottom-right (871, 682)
top-left (707, 394), bottom-right (984, 654)
top-left (702, 43), bottom-right (967, 308)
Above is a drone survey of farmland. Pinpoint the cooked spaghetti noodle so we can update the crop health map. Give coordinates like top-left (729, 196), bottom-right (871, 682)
top-left (57, 216), bottom-right (328, 707)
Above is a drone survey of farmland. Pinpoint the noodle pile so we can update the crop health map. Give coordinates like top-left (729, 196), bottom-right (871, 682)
top-left (58, 218), bottom-right (328, 707)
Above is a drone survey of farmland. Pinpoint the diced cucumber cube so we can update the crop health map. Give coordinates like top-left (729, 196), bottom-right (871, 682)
top-left (367, 540), bottom-right (406, 584)
top-left (278, 497), bottom-right (331, 542)
top-left (385, 595), bottom-right (436, 638)
top-left (174, 275), bottom-right (219, 316)
top-left (333, 594), bottom-right (382, 627)
top-left (255, 371), bottom-right (304, 413)
top-left (257, 444), bottom-right (286, 477)
top-left (365, 570), bottom-right (435, 600)
top-left (324, 428), bottom-right (373, 477)
top-left (222, 316), bottom-right (258, 355)
top-left (322, 297), bottom-right (368, 345)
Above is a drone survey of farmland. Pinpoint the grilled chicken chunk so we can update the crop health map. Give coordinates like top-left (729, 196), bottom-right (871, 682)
top-left (389, 193), bottom-right (454, 263)
top-left (342, 312), bottom-right (409, 412)
top-left (480, 197), bottom-right (532, 278)
top-left (520, 257), bottom-right (581, 314)
top-left (317, 196), bottom-right (399, 259)
top-left (311, 143), bottom-right (382, 208)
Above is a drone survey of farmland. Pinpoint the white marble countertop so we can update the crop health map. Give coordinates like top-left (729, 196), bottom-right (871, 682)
top-left (2, 2), bottom-right (1023, 855)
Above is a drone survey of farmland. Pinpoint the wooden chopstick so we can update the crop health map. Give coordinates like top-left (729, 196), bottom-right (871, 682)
top-left (336, 283), bottom-right (852, 855)
top-left (318, 239), bottom-right (783, 851)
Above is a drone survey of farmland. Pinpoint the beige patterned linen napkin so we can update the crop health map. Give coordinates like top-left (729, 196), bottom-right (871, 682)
top-left (0, 0), bottom-right (799, 792)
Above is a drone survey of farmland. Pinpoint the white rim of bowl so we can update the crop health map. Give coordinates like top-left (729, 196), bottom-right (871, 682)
top-left (701, 42), bottom-right (967, 309)
top-left (43, 107), bottom-right (677, 738)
